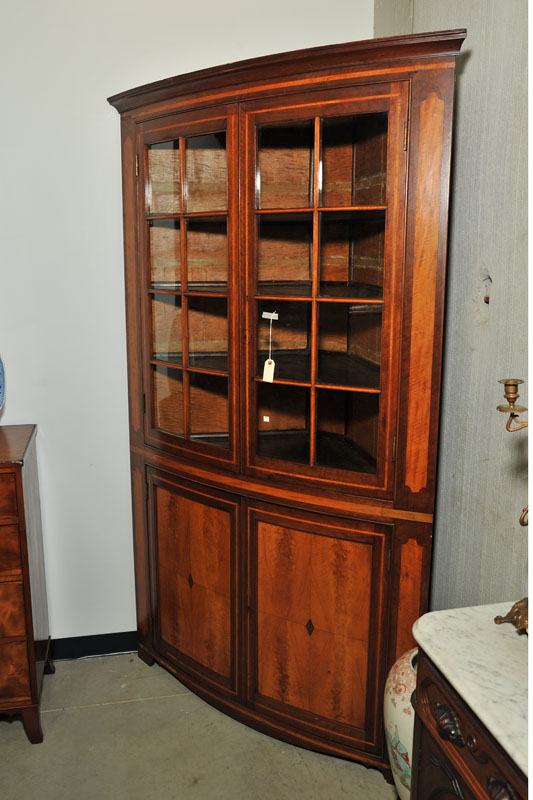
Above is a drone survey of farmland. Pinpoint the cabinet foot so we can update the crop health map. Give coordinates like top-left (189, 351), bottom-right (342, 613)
top-left (138, 646), bottom-right (155, 667)
top-left (20, 707), bottom-right (43, 744)
top-left (44, 653), bottom-right (55, 675)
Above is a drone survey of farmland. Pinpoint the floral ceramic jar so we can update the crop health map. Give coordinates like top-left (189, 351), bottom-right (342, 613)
top-left (384, 647), bottom-right (418, 800)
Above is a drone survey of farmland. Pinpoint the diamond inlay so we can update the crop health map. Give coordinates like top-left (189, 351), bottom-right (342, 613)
top-left (188, 573), bottom-right (194, 588)
top-left (306, 618), bottom-right (314, 636)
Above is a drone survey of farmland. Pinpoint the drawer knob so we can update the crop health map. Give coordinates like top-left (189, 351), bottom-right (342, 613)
top-left (487, 777), bottom-right (517, 800)
top-left (432, 702), bottom-right (465, 747)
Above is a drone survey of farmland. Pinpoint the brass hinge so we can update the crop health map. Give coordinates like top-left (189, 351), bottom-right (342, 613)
top-left (392, 435), bottom-right (397, 462)
top-left (403, 120), bottom-right (408, 151)
top-left (135, 154), bottom-right (139, 177)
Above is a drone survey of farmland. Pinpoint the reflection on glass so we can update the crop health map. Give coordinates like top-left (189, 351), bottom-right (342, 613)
top-left (152, 366), bottom-right (184, 437)
top-left (316, 389), bottom-right (378, 473)
top-left (256, 383), bottom-right (310, 464)
top-left (147, 141), bottom-right (180, 214)
top-left (317, 303), bottom-right (382, 389)
top-left (150, 220), bottom-right (181, 288)
top-left (321, 114), bottom-right (388, 207)
top-left (152, 294), bottom-right (182, 364)
top-left (187, 219), bottom-right (227, 291)
top-left (257, 300), bottom-right (311, 382)
top-left (258, 123), bottom-right (314, 209)
top-left (188, 296), bottom-right (228, 372)
top-left (189, 372), bottom-right (229, 449)
top-left (258, 215), bottom-right (313, 296)
top-left (186, 132), bottom-right (227, 212)
top-left (319, 212), bottom-right (385, 298)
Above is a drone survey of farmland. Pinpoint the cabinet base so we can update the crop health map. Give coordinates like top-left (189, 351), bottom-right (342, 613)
top-left (137, 643), bottom-right (394, 784)
top-left (0, 704), bottom-right (43, 744)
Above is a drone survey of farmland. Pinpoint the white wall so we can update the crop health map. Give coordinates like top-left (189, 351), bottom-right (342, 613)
top-left (0, 1), bottom-right (374, 639)
top-left (375, 1), bottom-right (528, 609)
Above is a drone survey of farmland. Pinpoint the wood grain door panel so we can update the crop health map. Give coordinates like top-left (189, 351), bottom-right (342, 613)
top-left (148, 469), bottom-right (239, 694)
top-left (0, 473), bottom-right (17, 517)
top-left (248, 504), bottom-right (390, 749)
top-left (0, 641), bottom-right (31, 703)
top-left (0, 526), bottom-right (22, 577)
top-left (0, 581), bottom-right (26, 637)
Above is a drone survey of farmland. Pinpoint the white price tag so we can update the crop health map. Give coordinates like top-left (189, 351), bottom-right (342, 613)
top-left (262, 359), bottom-right (275, 382)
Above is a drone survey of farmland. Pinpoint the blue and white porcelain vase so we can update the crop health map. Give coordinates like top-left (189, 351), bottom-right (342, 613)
top-left (384, 647), bottom-right (418, 800)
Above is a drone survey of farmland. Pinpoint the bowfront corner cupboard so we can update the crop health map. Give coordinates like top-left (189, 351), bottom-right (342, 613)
top-left (108, 29), bottom-right (466, 778)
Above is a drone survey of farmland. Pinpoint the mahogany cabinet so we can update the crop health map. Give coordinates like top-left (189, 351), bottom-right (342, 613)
top-left (0, 425), bottom-right (53, 743)
top-left (108, 30), bottom-right (465, 777)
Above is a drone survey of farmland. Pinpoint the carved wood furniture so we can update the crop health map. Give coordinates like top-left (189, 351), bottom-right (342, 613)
top-left (0, 425), bottom-right (53, 743)
top-left (108, 30), bottom-right (466, 776)
top-left (412, 649), bottom-right (527, 799)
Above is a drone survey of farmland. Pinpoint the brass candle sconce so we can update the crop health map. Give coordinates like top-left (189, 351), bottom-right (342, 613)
top-left (494, 378), bottom-right (528, 634)
top-left (496, 379), bottom-right (528, 526)
top-left (497, 378), bottom-right (529, 434)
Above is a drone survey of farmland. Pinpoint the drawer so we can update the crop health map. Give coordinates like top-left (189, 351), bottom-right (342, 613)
top-left (0, 640), bottom-right (30, 702)
top-left (416, 653), bottom-right (527, 800)
top-left (414, 720), bottom-right (478, 800)
top-left (0, 525), bottom-right (22, 577)
top-left (0, 581), bottom-right (26, 637)
top-left (0, 473), bottom-right (17, 516)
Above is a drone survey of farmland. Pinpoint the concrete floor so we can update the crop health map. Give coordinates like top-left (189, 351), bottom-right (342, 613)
top-left (0, 654), bottom-right (398, 800)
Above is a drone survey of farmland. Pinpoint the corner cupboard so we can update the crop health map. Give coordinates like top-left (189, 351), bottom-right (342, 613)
top-left (108, 30), bottom-right (466, 778)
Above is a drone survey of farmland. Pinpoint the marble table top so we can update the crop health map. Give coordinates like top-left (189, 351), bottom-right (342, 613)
top-left (413, 601), bottom-right (528, 776)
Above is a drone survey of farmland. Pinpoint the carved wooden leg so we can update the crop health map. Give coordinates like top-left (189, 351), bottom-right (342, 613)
top-left (20, 707), bottom-right (43, 744)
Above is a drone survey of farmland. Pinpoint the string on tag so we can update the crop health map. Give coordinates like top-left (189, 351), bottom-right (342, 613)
top-left (268, 314), bottom-right (275, 362)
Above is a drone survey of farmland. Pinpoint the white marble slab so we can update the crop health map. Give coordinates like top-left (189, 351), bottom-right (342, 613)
top-left (413, 601), bottom-right (528, 776)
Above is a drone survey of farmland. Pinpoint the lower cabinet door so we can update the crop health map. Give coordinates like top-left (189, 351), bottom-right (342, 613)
top-left (246, 502), bottom-right (391, 753)
top-left (147, 469), bottom-right (240, 696)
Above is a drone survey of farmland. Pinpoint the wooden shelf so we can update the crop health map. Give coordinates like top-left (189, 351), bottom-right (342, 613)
top-left (317, 352), bottom-right (380, 390)
top-left (256, 430), bottom-right (377, 474)
top-left (255, 282), bottom-right (384, 300)
top-left (255, 351), bottom-right (380, 390)
top-left (151, 354), bottom-right (228, 374)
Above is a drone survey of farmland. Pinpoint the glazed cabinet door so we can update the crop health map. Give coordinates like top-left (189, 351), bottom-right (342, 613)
top-left (147, 469), bottom-right (240, 697)
top-left (136, 107), bottom-right (239, 469)
top-left (246, 502), bottom-right (390, 753)
top-left (242, 81), bottom-right (408, 498)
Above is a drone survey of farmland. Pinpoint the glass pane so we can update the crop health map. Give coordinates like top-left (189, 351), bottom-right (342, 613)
top-left (189, 372), bottom-right (229, 449)
top-left (257, 300), bottom-right (311, 383)
top-left (258, 215), bottom-right (312, 296)
top-left (187, 219), bottom-right (227, 291)
top-left (321, 114), bottom-right (388, 207)
top-left (316, 389), bottom-right (378, 474)
top-left (152, 294), bottom-right (182, 364)
top-left (188, 296), bottom-right (228, 372)
top-left (147, 141), bottom-right (180, 214)
top-left (258, 123), bottom-right (313, 209)
top-left (152, 366), bottom-right (184, 437)
top-left (185, 132), bottom-right (227, 212)
top-left (150, 220), bottom-right (181, 288)
top-left (319, 212), bottom-right (385, 298)
top-left (317, 303), bottom-right (381, 389)
top-left (256, 383), bottom-right (310, 465)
